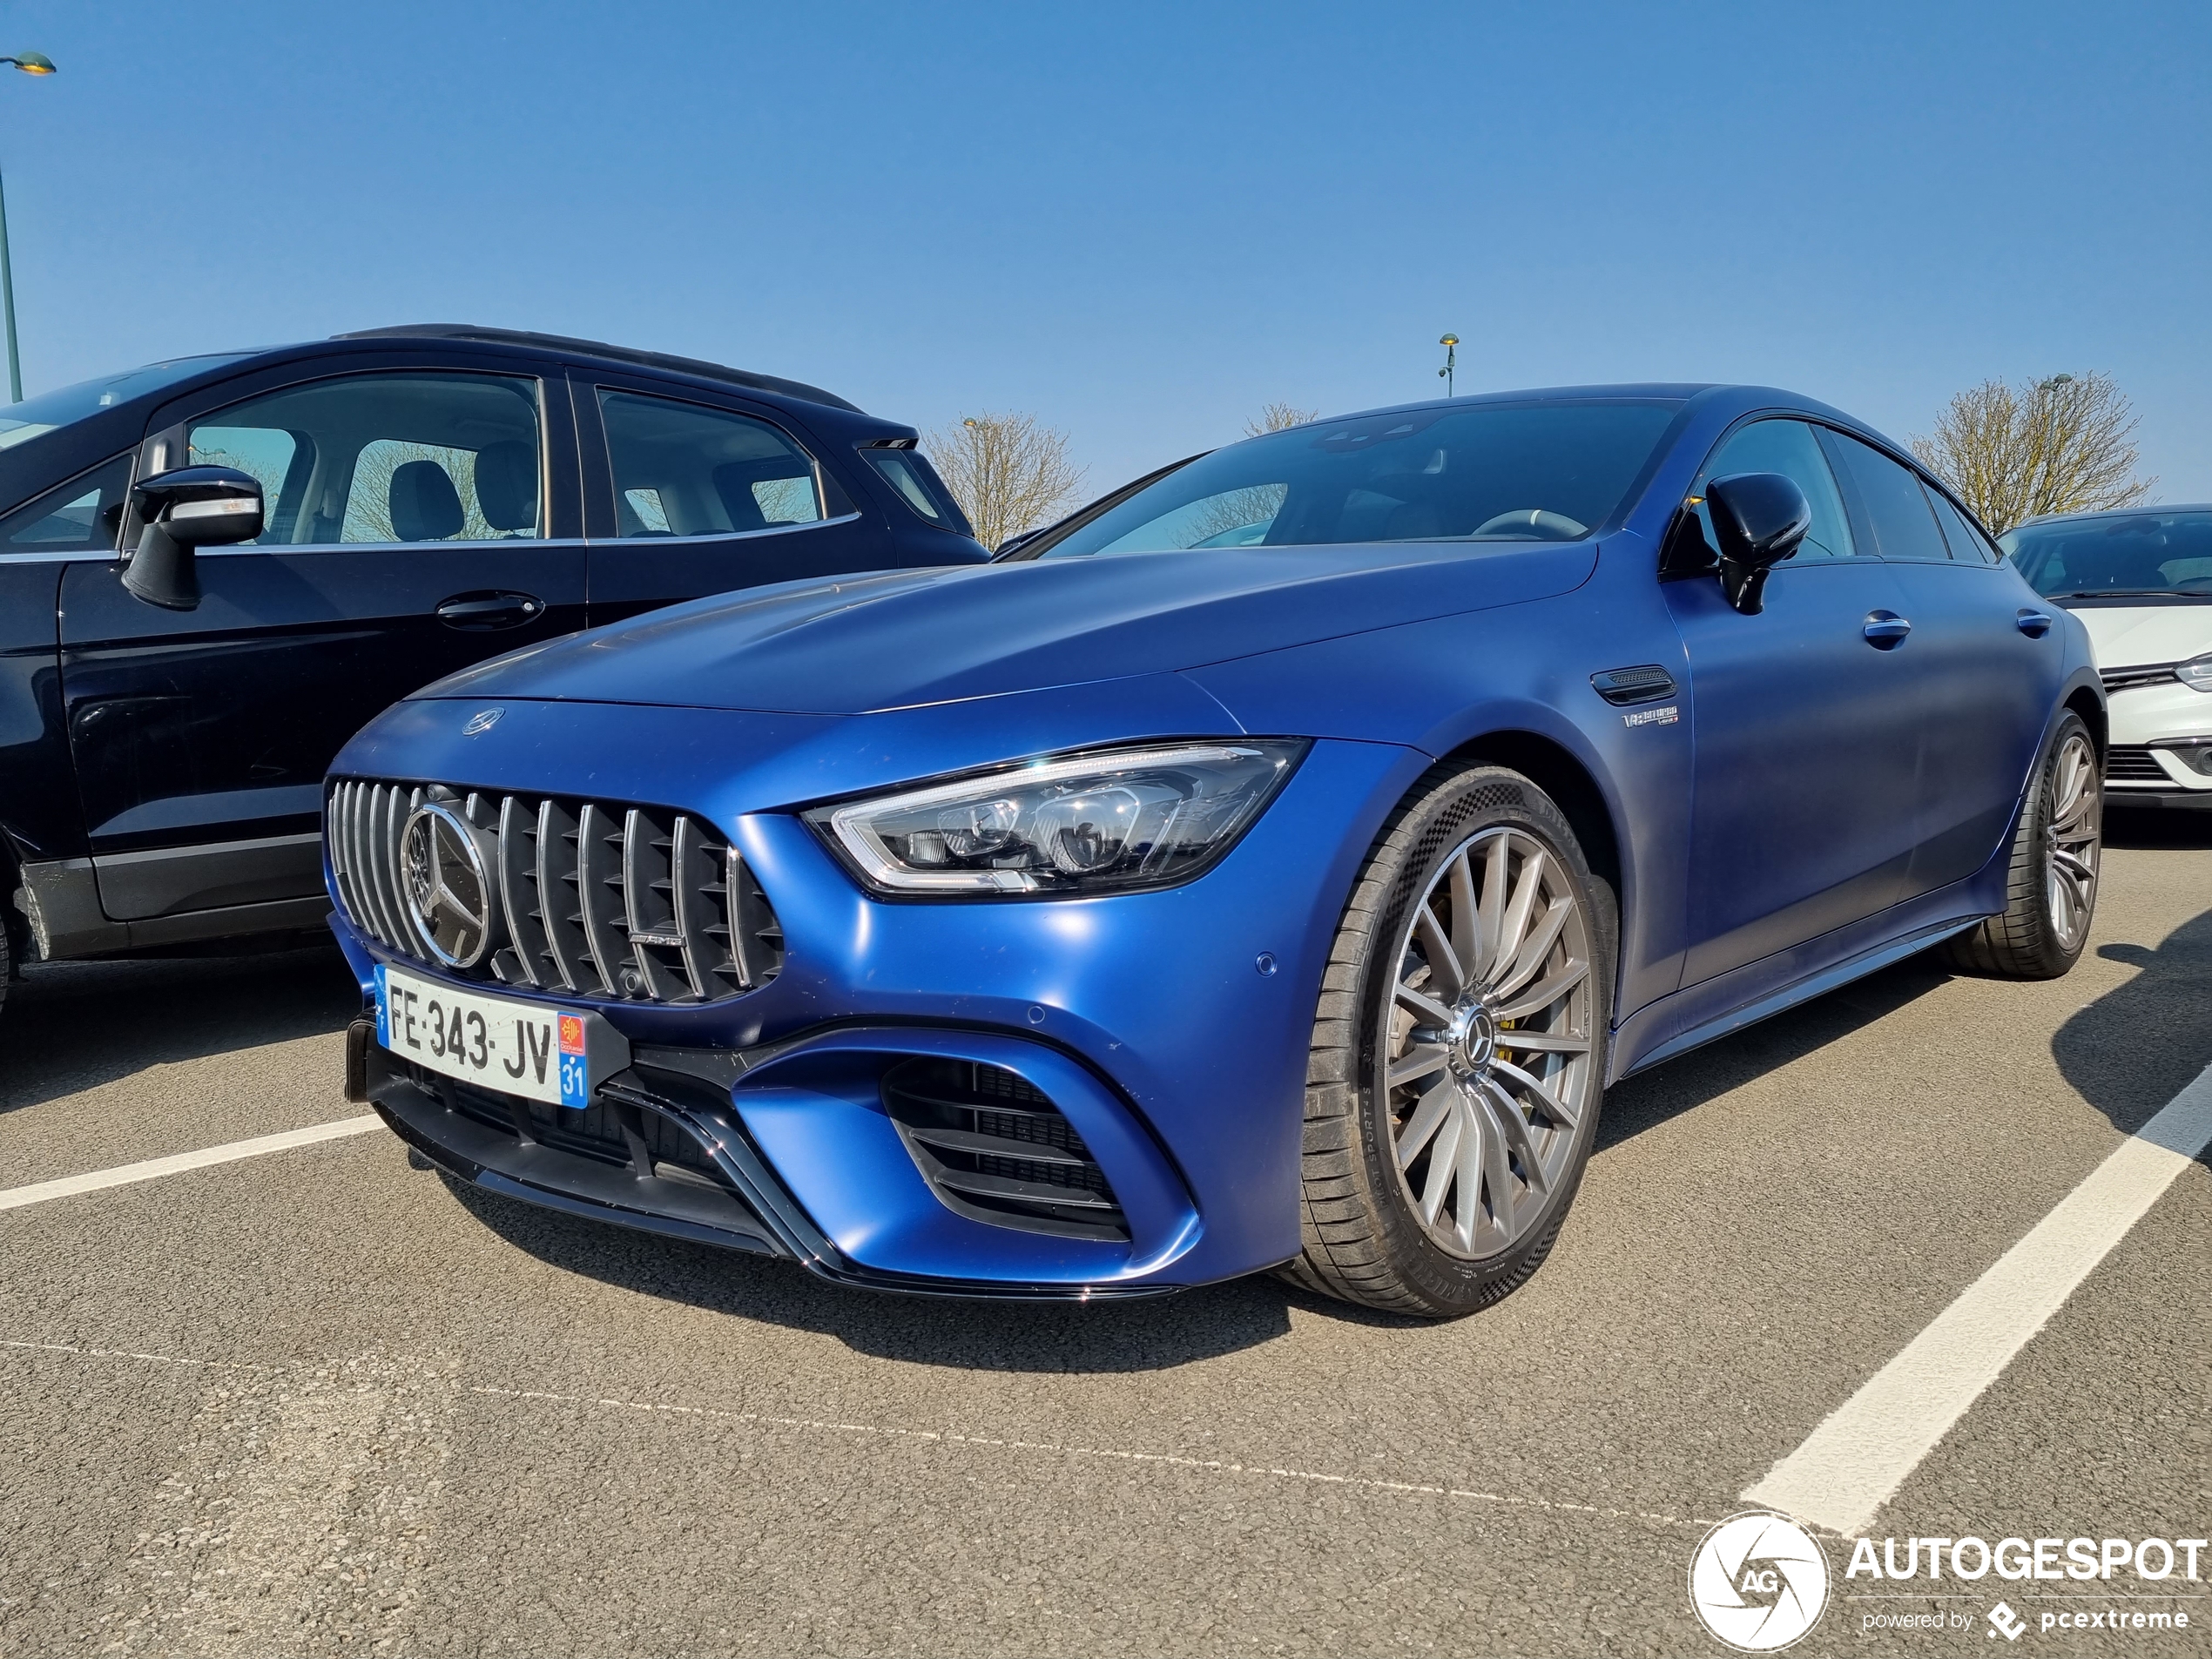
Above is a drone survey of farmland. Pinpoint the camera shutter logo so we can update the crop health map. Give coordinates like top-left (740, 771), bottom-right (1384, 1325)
top-left (1688, 1511), bottom-right (1831, 1651)
top-left (401, 801), bottom-right (499, 968)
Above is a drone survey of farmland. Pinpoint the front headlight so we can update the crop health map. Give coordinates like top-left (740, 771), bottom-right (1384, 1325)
top-left (806, 739), bottom-right (1309, 896)
top-left (2177, 652), bottom-right (2212, 692)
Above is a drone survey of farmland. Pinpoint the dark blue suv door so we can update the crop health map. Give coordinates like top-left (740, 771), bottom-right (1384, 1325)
top-left (57, 353), bottom-right (585, 925)
top-left (573, 374), bottom-right (894, 628)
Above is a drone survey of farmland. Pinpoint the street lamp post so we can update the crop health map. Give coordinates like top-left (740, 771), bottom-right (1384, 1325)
top-left (1437, 334), bottom-right (1459, 398)
top-left (0, 51), bottom-right (57, 405)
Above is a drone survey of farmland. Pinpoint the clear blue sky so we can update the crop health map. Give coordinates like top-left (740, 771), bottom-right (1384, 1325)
top-left (3, 1), bottom-right (2206, 498)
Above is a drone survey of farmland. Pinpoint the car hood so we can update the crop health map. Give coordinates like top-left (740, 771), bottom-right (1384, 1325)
top-left (2066, 603), bottom-right (2212, 669)
top-left (420, 540), bottom-right (1596, 715)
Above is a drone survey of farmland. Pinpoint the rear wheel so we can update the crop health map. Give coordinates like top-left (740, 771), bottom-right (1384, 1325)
top-left (1282, 763), bottom-right (1614, 1318)
top-left (1939, 711), bottom-right (2101, 980)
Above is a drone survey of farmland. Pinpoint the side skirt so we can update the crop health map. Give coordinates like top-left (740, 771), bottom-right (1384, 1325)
top-left (1615, 914), bottom-right (1980, 1080)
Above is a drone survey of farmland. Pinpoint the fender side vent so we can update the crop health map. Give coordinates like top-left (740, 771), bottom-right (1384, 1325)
top-left (882, 1058), bottom-right (1129, 1243)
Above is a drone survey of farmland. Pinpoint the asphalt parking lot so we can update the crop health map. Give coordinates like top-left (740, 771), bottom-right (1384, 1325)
top-left (2, 817), bottom-right (2207, 1658)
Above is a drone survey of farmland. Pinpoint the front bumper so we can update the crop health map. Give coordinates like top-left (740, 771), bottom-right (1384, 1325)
top-left (327, 709), bottom-right (1425, 1296)
top-left (2106, 683), bottom-right (2212, 806)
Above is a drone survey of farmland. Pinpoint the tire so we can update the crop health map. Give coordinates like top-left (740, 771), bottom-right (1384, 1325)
top-left (1938, 711), bottom-right (2101, 981)
top-left (1282, 763), bottom-right (1615, 1318)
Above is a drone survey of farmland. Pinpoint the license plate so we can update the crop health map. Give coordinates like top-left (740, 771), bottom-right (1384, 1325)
top-left (375, 963), bottom-right (593, 1107)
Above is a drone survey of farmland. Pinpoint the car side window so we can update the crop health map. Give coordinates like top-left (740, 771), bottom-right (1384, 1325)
top-left (185, 371), bottom-right (543, 547)
top-left (1696, 419), bottom-right (1856, 562)
top-left (1926, 489), bottom-right (2000, 564)
top-left (598, 389), bottom-right (833, 539)
top-left (1821, 431), bottom-right (1951, 563)
top-left (0, 453), bottom-right (132, 554)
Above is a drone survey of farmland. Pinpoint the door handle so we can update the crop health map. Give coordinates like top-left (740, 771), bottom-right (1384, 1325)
top-left (1863, 610), bottom-right (1912, 649)
top-left (2016, 608), bottom-right (2054, 637)
top-left (435, 590), bottom-right (544, 631)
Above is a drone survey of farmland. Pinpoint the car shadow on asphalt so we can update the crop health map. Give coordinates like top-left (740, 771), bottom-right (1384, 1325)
top-left (442, 1176), bottom-right (1316, 1367)
top-left (2061, 805), bottom-right (2212, 1144)
top-left (1595, 956), bottom-right (1954, 1154)
top-left (0, 943), bottom-right (359, 1118)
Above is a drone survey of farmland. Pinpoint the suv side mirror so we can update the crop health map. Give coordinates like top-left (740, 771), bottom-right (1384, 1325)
top-left (1705, 471), bottom-right (1811, 616)
top-left (121, 465), bottom-right (265, 611)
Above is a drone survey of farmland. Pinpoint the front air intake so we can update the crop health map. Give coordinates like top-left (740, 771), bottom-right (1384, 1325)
top-left (2104, 746), bottom-right (2169, 784)
top-left (327, 779), bottom-right (782, 1004)
top-left (882, 1058), bottom-right (1129, 1242)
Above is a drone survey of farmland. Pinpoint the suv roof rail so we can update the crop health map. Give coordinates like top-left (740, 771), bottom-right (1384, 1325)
top-left (331, 324), bottom-right (863, 414)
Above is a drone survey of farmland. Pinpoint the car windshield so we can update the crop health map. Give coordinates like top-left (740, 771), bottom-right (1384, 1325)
top-left (2003, 510), bottom-right (2212, 598)
top-left (1028, 400), bottom-right (1678, 560)
top-left (0, 354), bottom-right (255, 454)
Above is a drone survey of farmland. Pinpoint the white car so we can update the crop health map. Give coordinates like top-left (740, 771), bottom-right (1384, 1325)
top-left (2004, 505), bottom-right (2212, 808)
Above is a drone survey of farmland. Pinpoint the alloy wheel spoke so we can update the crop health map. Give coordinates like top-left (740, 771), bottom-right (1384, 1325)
top-left (1489, 847), bottom-right (1548, 981)
top-left (1493, 897), bottom-right (1573, 1002)
top-left (1395, 1078), bottom-right (1459, 1171)
top-left (1482, 1080), bottom-right (1550, 1193)
top-left (1495, 1028), bottom-right (1590, 1055)
top-left (1474, 833), bottom-right (1512, 975)
top-left (1447, 851), bottom-right (1480, 986)
top-left (1413, 905), bottom-right (1466, 1000)
top-left (1479, 1088), bottom-right (1516, 1241)
top-left (1452, 1103), bottom-right (1485, 1252)
top-left (1420, 1104), bottom-right (1464, 1224)
top-left (1492, 1057), bottom-right (1579, 1133)
top-left (1387, 1041), bottom-right (1451, 1089)
top-left (1496, 958), bottom-right (1588, 1023)
top-left (1393, 981), bottom-right (1454, 1026)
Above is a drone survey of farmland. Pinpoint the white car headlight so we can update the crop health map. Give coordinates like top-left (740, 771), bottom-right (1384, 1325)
top-left (806, 740), bottom-right (1308, 896)
top-left (2177, 652), bottom-right (2212, 691)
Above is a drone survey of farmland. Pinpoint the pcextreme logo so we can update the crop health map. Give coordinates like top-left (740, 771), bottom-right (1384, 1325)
top-left (1689, 1511), bottom-right (1832, 1651)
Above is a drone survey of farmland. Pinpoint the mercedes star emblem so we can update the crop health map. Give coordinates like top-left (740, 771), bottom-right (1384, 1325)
top-left (401, 800), bottom-right (499, 968)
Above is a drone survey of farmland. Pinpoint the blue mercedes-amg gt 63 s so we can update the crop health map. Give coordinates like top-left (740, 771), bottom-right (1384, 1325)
top-left (320, 384), bottom-right (2103, 1316)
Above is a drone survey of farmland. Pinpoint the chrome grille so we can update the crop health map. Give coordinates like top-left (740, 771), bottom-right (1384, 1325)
top-left (2101, 663), bottom-right (2178, 694)
top-left (327, 779), bottom-right (782, 1003)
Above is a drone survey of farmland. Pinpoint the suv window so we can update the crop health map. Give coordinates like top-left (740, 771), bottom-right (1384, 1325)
top-left (1822, 431), bottom-right (1951, 563)
top-left (598, 389), bottom-right (827, 538)
top-left (1927, 490), bottom-right (2000, 564)
top-left (1696, 419), bottom-right (1856, 562)
top-left (0, 454), bottom-right (132, 554)
top-left (185, 371), bottom-right (543, 546)
top-left (864, 448), bottom-right (971, 535)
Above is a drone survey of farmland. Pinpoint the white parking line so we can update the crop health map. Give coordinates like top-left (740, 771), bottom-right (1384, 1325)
top-left (0, 1116), bottom-right (382, 1213)
top-left (1745, 1062), bottom-right (2212, 1534)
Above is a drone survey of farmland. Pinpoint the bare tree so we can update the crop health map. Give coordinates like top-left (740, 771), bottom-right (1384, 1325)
top-left (1911, 373), bottom-right (2155, 534)
top-left (925, 411), bottom-right (1086, 551)
top-left (1245, 402), bottom-right (1319, 435)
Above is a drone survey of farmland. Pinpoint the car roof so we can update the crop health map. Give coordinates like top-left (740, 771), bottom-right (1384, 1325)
top-left (330, 324), bottom-right (863, 414)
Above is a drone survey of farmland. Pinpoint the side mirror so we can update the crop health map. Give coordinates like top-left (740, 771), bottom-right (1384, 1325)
top-left (1704, 471), bottom-right (1811, 615)
top-left (120, 465), bottom-right (264, 611)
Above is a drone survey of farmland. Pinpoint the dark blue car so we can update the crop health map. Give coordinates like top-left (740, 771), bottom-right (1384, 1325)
top-left (326, 385), bottom-right (2102, 1316)
top-left (0, 324), bottom-right (981, 1000)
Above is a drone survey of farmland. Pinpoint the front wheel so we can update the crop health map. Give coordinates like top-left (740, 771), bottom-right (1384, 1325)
top-left (1939, 711), bottom-right (2101, 980)
top-left (1282, 763), bottom-right (1615, 1318)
